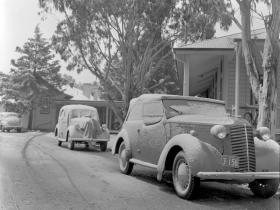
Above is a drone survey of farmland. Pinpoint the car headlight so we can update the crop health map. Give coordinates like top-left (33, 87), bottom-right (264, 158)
top-left (211, 125), bottom-right (227, 139)
top-left (256, 127), bottom-right (271, 141)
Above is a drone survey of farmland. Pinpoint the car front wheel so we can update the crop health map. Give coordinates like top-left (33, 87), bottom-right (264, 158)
top-left (118, 141), bottom-right (133, 175)
top-left (172, 151), bottom-right (200, 200)
top-left (249, 179), bottom-right (279, 198)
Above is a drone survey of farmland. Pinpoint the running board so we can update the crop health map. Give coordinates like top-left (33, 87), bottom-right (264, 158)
top-left (129, 158), bottom-right (157, 169)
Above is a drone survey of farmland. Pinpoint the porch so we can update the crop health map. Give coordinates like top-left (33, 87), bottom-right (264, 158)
top-left (173, 29), bottom-right (280, 140)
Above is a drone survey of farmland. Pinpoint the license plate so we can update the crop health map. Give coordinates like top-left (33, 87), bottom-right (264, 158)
top-left (222, 155), bottom-right (239, 168)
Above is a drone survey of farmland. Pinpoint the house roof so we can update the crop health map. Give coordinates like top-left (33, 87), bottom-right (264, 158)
top-left (174, 28), bottom-right (266, 50)
top-left (34, 75), bottom-right (72, 99)
top-left (62, 85), bottom-right (96, 101)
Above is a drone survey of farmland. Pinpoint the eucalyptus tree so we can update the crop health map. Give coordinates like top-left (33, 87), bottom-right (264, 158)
top-left (39, 0), bottom-right (232, 121)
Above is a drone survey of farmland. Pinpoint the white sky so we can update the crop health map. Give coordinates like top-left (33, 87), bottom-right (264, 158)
top-left (0, 0), bottom-right (267, 83)
top-left (0, 0), bottom-right (96, 83)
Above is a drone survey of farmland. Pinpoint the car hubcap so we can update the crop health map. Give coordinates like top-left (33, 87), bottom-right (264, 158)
top-left (177, 161), bottom-right (190, 190)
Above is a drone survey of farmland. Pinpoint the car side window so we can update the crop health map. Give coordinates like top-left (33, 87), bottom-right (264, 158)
top-left (143, 102), bottom-right (163, 117)
top-left (127, 104), bottom-right (143, 121)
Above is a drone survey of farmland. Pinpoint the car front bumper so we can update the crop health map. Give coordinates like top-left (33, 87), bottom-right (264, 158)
top-left (197, 171), bottom-right (280, 180)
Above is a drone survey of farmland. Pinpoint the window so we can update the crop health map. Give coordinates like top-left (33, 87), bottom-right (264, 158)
top-left (143, 102), bottom-right (163, 117)
top-left (40, 96), bottom-right (50, 114)
top-left (127, 104), bottom-right (142, 121)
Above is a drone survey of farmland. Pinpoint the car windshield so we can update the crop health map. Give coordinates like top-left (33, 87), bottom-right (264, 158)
top-left (162, 99), bottom-right (227, 118)
top-left (70, 109), bottom-right (98, 120)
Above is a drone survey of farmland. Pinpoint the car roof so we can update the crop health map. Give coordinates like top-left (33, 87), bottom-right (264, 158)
top-left (130, 94), bottom-right (225, 107)
top-left (60, 104), bottom-right (97, 111)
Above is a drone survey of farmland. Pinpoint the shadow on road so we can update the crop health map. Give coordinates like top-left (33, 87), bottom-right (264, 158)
top-left (126, 167), bottom-right (279, 209)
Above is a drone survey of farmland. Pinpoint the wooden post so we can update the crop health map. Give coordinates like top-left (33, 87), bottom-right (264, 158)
top-left (235, 43), bottom-right (241, 117)
top-left (105, 105), bottom-right (109, 128)
top-left (183, 56), bottom-right (190, 96)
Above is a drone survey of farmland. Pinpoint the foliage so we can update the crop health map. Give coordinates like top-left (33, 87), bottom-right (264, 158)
top-left (39, 0), bottom-right (232, 121)
top-left (0, 26), bottom-right (66, 113)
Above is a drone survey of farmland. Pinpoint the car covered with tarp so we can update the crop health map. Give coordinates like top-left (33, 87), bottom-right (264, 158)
top-left (55, 104), bottom-right (110, 151)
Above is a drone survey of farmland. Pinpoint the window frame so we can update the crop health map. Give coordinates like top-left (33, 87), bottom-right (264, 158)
top-left (143, 101), bottom-right (164, 118)
top-left (126, 103), bottom-right (143, 121)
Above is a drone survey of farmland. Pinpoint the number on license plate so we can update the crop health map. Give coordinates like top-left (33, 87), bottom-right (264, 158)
top-left (222, 155), bottom-right (239, 168)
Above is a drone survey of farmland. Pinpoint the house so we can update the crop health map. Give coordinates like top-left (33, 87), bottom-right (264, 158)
top-left (30, 80), bottom-right (122, 132)
top-left (173, 28), bottom-right (280, 141)
top-left (29, 75), bottom-right (73, 131)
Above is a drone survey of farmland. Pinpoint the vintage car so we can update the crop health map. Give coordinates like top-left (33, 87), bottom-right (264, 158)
top-left (113, 94), bottom-right (280, 199)
top-left (0, 112), bottom-right (22, 132)
top-left (55, 105), bottom-right (110, 151)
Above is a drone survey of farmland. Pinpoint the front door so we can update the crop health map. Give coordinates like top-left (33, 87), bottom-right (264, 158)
top-left (137, 102), bottom-right (166, 164)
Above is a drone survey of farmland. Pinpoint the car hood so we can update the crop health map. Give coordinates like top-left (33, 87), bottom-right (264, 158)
top-left (166, 114), bottom-right (249, 126)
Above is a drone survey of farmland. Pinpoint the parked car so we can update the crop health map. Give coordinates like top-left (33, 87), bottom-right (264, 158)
top-left (113, 94), bottom-right (280, 199)
top-left (55, 105), bottom-right (110, 151)
top-left (0, 112), bottom-right (22, 132)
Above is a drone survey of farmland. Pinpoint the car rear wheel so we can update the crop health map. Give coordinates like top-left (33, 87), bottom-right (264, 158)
top-left (172, 151), bottom-right (199, 200)
top-left (66, 133), bottom-right (74, 150)
top-left (68, 140), bottom-right (74, 150)
top-left (249, 179), bottom-right (279, 198)
top-left (118, 141), bottom-right (133, 175)
top-left (58, 140), bottom-right (62, 146)
top-left (99, 142), bottom-right (107, 152)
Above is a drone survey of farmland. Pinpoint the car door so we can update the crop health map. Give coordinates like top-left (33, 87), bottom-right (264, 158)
top-left (137, 101), bottom-right (166, 164)
top-left (123, 103), bottom-right (143, 159)
top-left (58, 109), bottom-right (67, 139)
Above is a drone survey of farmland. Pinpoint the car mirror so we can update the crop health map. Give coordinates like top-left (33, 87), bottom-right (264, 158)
top-left (143, 116), bottom-right (162, 126)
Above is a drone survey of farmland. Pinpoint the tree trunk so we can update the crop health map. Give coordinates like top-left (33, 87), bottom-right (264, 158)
top-left (257, 0), bottom-right (280, 136)
top-left (239, 0), bottom-right (280, 137)
top-left (239, 0), bottom-right (261, 100)
top-left (28, 102), bottom-right (34, 130)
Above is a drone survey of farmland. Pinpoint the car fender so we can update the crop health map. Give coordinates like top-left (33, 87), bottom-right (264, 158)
top-left (157, 134), bottom-right (223, 181)
top-left (112, 129), bottom-right (132, 159)
top-left (54, 124), bottom-right (58, 136)
top-left (254, 137), bottom-right (280, 172)
top-left (67, 125), bottom-right (82, 139)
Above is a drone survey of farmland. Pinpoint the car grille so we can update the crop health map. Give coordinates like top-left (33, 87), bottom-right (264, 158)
top-left (230, 125), bottom-right (256, 172)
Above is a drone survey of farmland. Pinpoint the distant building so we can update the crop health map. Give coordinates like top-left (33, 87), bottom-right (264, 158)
top-left (28, 80), bottom-right (122, 132)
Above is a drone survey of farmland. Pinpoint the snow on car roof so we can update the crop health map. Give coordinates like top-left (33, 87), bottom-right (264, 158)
top-left (130, 94), bottom-right (225, 107)
top-left (61, 104), bottom-right (98, 111)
